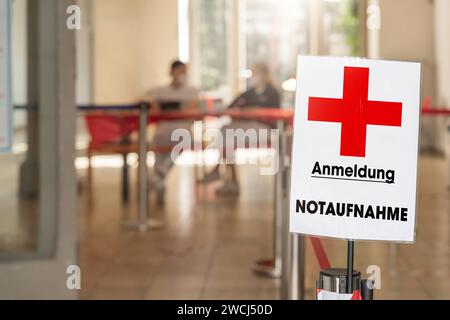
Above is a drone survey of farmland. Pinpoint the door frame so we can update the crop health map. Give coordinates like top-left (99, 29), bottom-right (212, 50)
top-left (0, 0), bottom-right (77, 299)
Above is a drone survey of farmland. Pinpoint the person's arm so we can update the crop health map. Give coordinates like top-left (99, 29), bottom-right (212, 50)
top-left (228, 91), bottom-right (248, 109)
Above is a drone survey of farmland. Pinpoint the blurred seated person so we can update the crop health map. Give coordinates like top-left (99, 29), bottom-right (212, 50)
top-left (200, 63), bottom-right (280, 195)
top-left (147, 60), bottom-right (200, 203)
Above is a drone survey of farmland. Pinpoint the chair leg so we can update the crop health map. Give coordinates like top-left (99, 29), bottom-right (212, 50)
top-left (87, 151), bottom-right (93, 190)
top-left (86, 150), bottom-right (94, 207)
top-left (122, 153), bottom-right (129, 204)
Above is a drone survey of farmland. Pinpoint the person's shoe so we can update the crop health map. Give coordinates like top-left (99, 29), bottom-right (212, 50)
top-left (215, 180), bottom-right (239, 196)
top-left (198, 169), bottom-right (221, 184)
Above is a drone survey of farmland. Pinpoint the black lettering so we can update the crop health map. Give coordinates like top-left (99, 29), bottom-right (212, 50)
top-left (387, 207), bottom-right (400, 221)
top-left (376, 206), bottom-right (386, 220)
top-left (345, 167), bottom-right (353, 176)
top-left (365, 205), bottom-right (375, 219)
top-left (318, 201), bottom-right (326, 215)
top-left (354, 204), bottom-right (364, 218)
top-left (336, 203), bottom-right (345, 216)
top-left (346, 203), bottom-right (353, 217)
top-left (297, 199), bottom-right (407, 224)
top-left (376, 169), bottom-right (385, 181)
top-left (358, 165), bottom-right (367, 178)
top-left (400, 208), bottom-right (408, 221)
top-left (386, 170), bottom-right (395, 184)
top-left (296, 200), bottom-right (306, 213)
top-left (331, 166), bottom-right (344, 176)
top-left (325, 203), bottom-right (335, 215)
top-left (367, 168), bottom-right (376, 179)
top-left (312, 161), bottom-right (322, 175)
top-left (307, 201), bottom-right (318, 214)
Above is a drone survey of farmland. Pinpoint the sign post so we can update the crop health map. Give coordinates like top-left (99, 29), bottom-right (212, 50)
top-left (0, 0), bottom-right (12, 152)
top-left (290, 56), bottom-right (421, 298)
top-left (346, 240), bottom-right (354, 293)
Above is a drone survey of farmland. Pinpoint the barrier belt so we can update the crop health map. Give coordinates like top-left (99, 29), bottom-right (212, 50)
top-left (309, 237), bottom-right (331, 270)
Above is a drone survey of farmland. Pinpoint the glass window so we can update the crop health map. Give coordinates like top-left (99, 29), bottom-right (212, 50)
top-left (190, 0), bottom-right (363, 107)
top-left (321, 0), bottom-right (362, 57)
top-left (243, 0), bottom-right (310, 97)
top-left (195, 0), bottom-right (229, 96)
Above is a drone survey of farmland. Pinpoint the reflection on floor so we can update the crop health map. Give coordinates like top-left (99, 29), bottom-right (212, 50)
top-left (78, 155), bottom-right (450, 300)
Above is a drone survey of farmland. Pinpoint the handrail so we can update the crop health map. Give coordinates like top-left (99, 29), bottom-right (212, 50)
top-left (14, 104), bottom-right (141, 111)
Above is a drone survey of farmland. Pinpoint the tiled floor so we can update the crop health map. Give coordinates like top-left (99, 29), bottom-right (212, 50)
top-left (78, 155), bottom-right (450, 300)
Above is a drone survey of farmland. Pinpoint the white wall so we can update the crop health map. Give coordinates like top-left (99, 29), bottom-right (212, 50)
top-left (377, 0), bottom-right (446, 152)
top-left (434, 0), bottom-right (450, 154)
top-left (76, 0), bottom-right (94, 104)
top-left (378, 0), bottom-right (435, 99)
top-left (434, 0), bottom-right (450, 107)
top-left (92, 0), bottom-right (178, 104)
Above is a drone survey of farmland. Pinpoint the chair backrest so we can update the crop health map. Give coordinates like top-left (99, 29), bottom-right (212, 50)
top-left (85, 114), bottom-right (139, 148)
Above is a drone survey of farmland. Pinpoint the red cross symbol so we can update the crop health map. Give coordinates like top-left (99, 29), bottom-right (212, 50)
top-left (308, 66), bottom-right (403, 157)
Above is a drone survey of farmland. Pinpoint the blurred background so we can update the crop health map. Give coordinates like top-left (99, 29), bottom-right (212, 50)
top-left (0, 0), bottom-right (449, 299)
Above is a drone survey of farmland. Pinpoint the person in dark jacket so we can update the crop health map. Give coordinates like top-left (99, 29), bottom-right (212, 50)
top-left (200, 63), bottom-right (281, 195)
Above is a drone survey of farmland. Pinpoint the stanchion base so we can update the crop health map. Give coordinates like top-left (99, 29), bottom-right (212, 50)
top-left (252, 258), bottom-right (281, 278)
top-left (122, 219), bottom-right (164, 232)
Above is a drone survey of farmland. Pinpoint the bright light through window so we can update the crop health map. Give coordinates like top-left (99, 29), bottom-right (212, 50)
top-left (178, 0), bottom-right (190, 63)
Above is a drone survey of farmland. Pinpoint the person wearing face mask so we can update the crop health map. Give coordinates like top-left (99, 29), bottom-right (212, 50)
top-left (147, 60), bottom-right (200, 204)
top-left (199, 63), bottom-right (281, 195)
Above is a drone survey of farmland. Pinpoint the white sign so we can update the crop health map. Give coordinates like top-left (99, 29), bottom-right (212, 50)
top-left (0, 0), bottom-right (12, 152)
top-left (289, 56), bottom-right (421, 242)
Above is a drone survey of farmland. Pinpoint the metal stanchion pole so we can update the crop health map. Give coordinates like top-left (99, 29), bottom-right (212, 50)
top-left (280, 199), bottom-right (291, 299)
top-left (268, 120), bottom-right (284, 280)
top-left (251, 120), bottom-right (284, 279)
top-left (283, 148), bottom-right (292, 300)
top-left (278, 120), bottom-right (292, 299)
top-left (281, 126), bottom-right (305, 300)
top-left (121, 153), bottom-right (129, 203)
top-left (286, 141), bottom-right (305, 300)
top-left (273, 152), bottom-right (283, 278)
top-left (346, 239), bottom-right (355, 293)
top-left (123, 103), bottom-right (163, 231)
top-left (289, 234), bottom-right (305, 300)
top-left (296, 234), bottom-right (305, 300)
top-left (138, 103), bottom-right (149, 229)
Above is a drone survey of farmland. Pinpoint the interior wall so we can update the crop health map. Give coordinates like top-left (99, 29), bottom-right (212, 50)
top-left (434, 0), bottom-right (450, 154)
top-left (434, 0), bottom-right (450, 107)
top-left (76, 0), bottom-right (94, 104)
top-left (93, 0), bottom-right (178, 104)
top-left (378, 0), bottom-right (444, 152)
top-left (378, 0), bottom-right (435, 99)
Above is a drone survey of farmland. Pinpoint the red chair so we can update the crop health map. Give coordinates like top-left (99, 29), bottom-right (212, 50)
top-left (84, 112), bottom-right (175, 203)
top-left (84, 113), bottom-right (140, 203)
